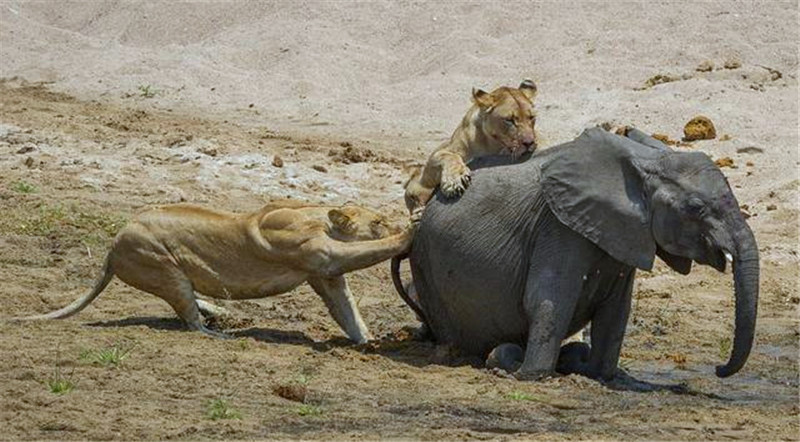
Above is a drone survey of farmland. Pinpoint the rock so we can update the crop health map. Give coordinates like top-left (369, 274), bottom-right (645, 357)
top-left (197, 146), bottom-right (218, 157)
top-left (758, 65), bottom-right (783, 81)
top-left (651, 133), bottom-right (677, 145)
top-left (24, 156), bottom-right (34, 168)
top-left (330, 145), bottom-right (375, 164)
top-left (724, 58), bottom-right (742, 69)
top-left (312, 164), bottom-right (328, 173)
top-left (696, 60), bottom-right (714, 72)
top-left (272, 155), bottom-right (284, 168)
top-left (272, 383), bottom-right (307, 403)
top-left (740, 204), bottom-right (751, 218)
top-left (642, 74), bottom-right (681, 89)
top-left (766, 204), bottom-right (777, 211)
top-left (683, 116), bottom-right (716, 141)
top-left (719, 134), bottom-right (732, 141)
top-left (16, 143), bottom-right (35, 154)
top-left (736, 146), bottom-right (764, 154)
top-left (715, 157), bottom-right (735, 168)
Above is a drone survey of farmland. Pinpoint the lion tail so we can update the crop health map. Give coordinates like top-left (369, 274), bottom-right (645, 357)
top-left (15, 253), bottom-right (114, 321)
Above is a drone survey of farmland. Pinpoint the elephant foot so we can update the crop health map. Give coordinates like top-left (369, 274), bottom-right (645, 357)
top-left (513, 369), bottom-right (556, 382)
top-left (486, 343), bottom-right (523, 372)
top-left (555, 342), bottom-right (591, 375)
top-left (410, 323), bottom-right (434, 341)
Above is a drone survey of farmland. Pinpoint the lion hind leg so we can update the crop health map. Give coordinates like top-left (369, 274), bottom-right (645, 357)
top-left (160, 279), bottom-right (232, 339)
top-left (127, 266), bottom-right (231, 339)
top-left (196, 299), bottom-right (232, 318)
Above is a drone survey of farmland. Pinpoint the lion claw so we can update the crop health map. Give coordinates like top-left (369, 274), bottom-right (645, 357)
top-left (440, 170), bottom-right (471, 198)
top-left (410, 207), bottom-right (424, 223)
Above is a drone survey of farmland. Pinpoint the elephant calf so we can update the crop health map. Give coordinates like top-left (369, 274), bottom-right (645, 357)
top-left (395, 127), bottom-right (758, 381)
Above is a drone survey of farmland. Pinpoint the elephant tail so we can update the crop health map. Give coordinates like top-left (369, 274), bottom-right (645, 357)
top-left (391, 252), bottom-right (429, 326)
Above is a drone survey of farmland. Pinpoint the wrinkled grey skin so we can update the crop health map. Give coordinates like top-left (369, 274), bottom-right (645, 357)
top-left (400, 127), bottom-right (758, 381)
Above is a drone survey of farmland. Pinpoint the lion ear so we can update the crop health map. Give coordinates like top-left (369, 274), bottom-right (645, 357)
top-left (472, 87), bottom-right (495, 109)
top-left (328, 209), bottom-right (355, 233)
top-left (519, 79), bottom-right (537, 100)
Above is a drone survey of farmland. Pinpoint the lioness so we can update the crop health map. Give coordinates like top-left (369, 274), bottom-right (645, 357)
top-left (404, 79), bottom-right (539, 213)
top-left (17, 200), bottom-right (418, 343)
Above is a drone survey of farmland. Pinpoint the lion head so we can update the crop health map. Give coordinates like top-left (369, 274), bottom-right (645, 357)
top-left (472, 79), bottom-right (538, 158)
top-left (328, 205), bottom-right (399, 241)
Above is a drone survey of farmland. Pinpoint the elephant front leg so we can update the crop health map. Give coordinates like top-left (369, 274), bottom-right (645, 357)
top-left (583, 269), bottom-right (635, 380)
top-left (515, 267), bottom-right (584, 381)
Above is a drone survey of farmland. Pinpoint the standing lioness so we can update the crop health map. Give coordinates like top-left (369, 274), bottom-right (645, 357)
top-left (17, 200), bottom-right (418, 343)
top-left (404, 79), bottom-right (539, 212)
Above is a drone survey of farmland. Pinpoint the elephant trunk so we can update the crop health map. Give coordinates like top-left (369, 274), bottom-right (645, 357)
top-left (716, 220), bottom-right (759, 378)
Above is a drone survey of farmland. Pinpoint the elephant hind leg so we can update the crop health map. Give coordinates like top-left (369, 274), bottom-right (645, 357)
top-left (486, 343), bottom-right (524, 372)
top-left (555, 342), bottom-right (591, 375)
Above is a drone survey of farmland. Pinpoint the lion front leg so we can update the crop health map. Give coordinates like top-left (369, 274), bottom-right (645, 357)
top-left (308, 276), bottom-right (371, 343)
top-left (421, 150), bottom-right (471, 199)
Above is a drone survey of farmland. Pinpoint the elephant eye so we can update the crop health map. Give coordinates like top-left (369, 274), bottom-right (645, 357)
top-left (685, 198), bottom-right (706, 216)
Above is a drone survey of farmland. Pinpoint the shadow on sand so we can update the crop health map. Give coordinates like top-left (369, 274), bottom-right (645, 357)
top-left (88, 315), bottom-right (726, 398)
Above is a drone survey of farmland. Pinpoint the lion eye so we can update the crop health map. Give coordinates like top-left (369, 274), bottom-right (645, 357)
top-left (504, 118), bottom-right (516, 126)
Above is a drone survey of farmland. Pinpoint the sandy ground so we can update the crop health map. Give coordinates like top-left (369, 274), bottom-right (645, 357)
top-left (0, 1), bottom-right (798, 440)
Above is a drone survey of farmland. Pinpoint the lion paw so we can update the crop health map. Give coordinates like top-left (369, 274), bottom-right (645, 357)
top-left (440, 168), bottom-right (471, 198)
top-left (410, 207), bottom-right (424, 224)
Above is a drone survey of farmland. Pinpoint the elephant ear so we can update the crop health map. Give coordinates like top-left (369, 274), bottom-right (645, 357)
top-left (541, 128), bottom-right (661, 270)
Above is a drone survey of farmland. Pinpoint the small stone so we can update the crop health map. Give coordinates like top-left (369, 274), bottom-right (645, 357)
top-left (643, 74), bottom-right (680, 89)
top-left (24, 156), bottom-right (34, 168)
top-left (724, 58), bottom-right (742, 69)
top-left (715, 157), bottom-right (735, 168)
top-left (746, 161), bottom-right (754, 167)
top-left (696, 60), bottom-right (714, 72)
top-left (683, 116), bottom-right (717, 141)
top-left (736, 146), bottom-right (764, 154)
top-left (16, 144), bottom-right (35, 154)
top-left (272, 383), bottom-right (307, 402)
top-left (719, 134), bottom-right (732, 141)
top-left (312, 164), bottom-right (328, 173)
top-left (197, 146), bottom-right (218, 157)
top-left (766, 204), bottom-right (777, 211)
top-left (272, 155), bottom-right (284, 168)
top-left (340, 141), bottom-right (352, 148)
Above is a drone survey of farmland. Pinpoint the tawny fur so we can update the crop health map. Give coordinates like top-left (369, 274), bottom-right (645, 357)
top-left (17, 200), bottom-right (418, 343)
top-left (404, 79), bottom-right (539, 213)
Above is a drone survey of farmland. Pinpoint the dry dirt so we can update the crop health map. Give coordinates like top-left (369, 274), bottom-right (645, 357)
top-left (1, 2), bottom-right (798, 440)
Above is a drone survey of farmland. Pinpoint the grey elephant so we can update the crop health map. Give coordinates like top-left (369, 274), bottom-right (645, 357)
top-left (393, 127), bottom-right (758, 381)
